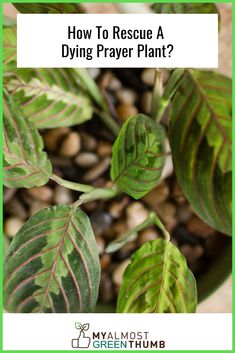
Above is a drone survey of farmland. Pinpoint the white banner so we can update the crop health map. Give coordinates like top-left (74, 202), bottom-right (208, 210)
top-left (3, 313), bottom-right (232, 350)
top-left (17, 14), bottom-right (218, 68)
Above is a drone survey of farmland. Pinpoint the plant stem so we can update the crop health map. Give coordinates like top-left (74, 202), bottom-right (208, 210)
top-left (74, 68), bottom-right (107, 111)
top-left (95, 109), bottom-right (120, 137)
top-left (76, 186), bottom-right (120, 206)
top-left (106, 211), bottom-right (170, 253)
top-left (151, 69), bottom-right (164, 122)
top-left (50, 174), bottom-right (94, 193)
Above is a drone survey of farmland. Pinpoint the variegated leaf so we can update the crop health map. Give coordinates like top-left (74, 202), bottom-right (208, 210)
top-left (3, 26), bottom-right (16, 71)
top-left (117, 239), bottom-right (197, 313)
top-left (111, 114), bottom-right (165, 199)
top-left (14, 3), bottom-right (84, 13)
top-left (3, 90), bottom-right (52, 188)
top-left (4, 205), bottom-right (100, 313)
top-left (5, 67), bottom-right (93, 128)
top-left (169, 69), bottom-right (231, 235)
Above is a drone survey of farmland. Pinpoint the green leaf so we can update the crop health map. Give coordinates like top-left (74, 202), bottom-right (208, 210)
top-left (168, 70), bottom-right (232, 236)
top-left (14, 3), bottom-right (84, 13)
top-left (3, 91), bottom-right (52, 188)
top-left (5, 67), bottom-right (93, 129)
top-left (117, 239), bottom-right (197, 313)
top-left (4, 205), bottom-right (100, 313)
top-left (3, 26), bottom-right (16, 71)
top-left (152, 3), bottom-right (219, 15)
top-left (111, 114), bottom-right (165, 199)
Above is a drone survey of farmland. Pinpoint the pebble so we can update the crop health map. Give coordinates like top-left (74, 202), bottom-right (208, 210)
top-left (4, 197), bottom-right (27, 220)
top-left (75, 152), bottom-right (99, 168)
top-left (172, 180), bottom-right (186, 205)
top-left (43, 127), bottom-right (70, 152)
top-left (141, 91), bottom-right (152, 114)
top-left (96, 237), bottom-right (105, 254)
top-left (100, 254), bottom-right (111, 270)
top-left (156, 201), bottom-right (177, 230)
top-left (3, 187), bottom-right (16, 203)
top-left (180, 244), bottom-right (204, 263)
top-left (88, 68), bottom-right (101, 79)
top-left (138, 227), bottom-right (159, 246)
top-left (27, 186), bottom-right (53, 203)
top-left (112, 259), bottom-right (130, 286)
top-left (90, 210), bottom-right (112, 236)
top-left (116, 88), bottom-right (137, 105)
top-left (126, 202), bottom-right (149, 229)
top-left (60, 132), bottom-right (81, 157)
top-left (109, 75), bottom-right (122, 91)
top-left (141, 68), bottom-right (156, 86)
top-left (143, 181), bottom-right (169, 208)
top-left (54, 185), bottom-right (73, 204)
top-left (99, 273), bottom-right (114, 303)
top-left (29, 201), bottom-right (50, 217)
top-left (97, 141), bottom-right (113, 157)
top-left (109, 197), bottom-right (130, 219)
top-left (187, 216), bottom-right (215, 238)
top-left (117, 104), bottom-right (138, 121)
top-left (177, 205), bottom-right (193, 223)
top-left (83, 157), bottom-right (110, 182)
top-left (80, 131), bottom-right (97, 151)
top-left (4, 217), bottom-right (24, 238)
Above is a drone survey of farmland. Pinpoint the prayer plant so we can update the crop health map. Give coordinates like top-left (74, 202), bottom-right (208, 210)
top-left (3, 3), bottom-right (231, 314)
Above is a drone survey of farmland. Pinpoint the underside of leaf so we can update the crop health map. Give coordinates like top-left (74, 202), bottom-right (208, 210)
top-left (117, 239), bottom-right (197, 313)
top-left (4, 205), bottom-right (100, 313)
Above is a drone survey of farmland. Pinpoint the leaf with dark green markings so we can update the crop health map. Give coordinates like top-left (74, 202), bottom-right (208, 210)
top-left (3, 91), bottom-right (52, 188)
top-left (168, 69), bottom-right (231, 235)
top-left (111, 114), bottom-right (165, 199)
top-left (3, 26), bottom-right (16, 71)
top-left (14, 3), bottom-right (84, 13)
top-left (4, 205), bottom-right (100, 313)
top-left (117, 239), bottom-right (197, 313)
top-left (5, 66), bottom-right (93, 129)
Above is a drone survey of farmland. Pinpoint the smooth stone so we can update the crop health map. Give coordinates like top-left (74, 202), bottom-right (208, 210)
top-left (187, 216), bottom-right (215, 238)
top-left (54, 185), bottom-right (73, 204)
top-left (112, 259), bottom-right (130, 286)
top-left (126, 202), bottom-right (149, 229)
top-left (141, 91), bottom-right (152, 114)
top-left (27, 186), bottom-right (53, 203)
top-left (80, 131), bottom-right (98, 151)
top-left (29, 201), bottom-right (50, 217)
top-left (97, 141), bottom-right (112, 157)
top-left (109, 197), bottom-right (130, 219)
top-left (100, 254), bottom-right (111, 270)
top-left (96, 237), bottom-right (105, 255)
top-left (143, 181), bottom-right (169, 208)
top-left (43, 127), bottom-right (70, 152)
top-left (83, 157), bottom-right (110, 182)
top-left (138, 227), bottom-right (159, 246)
top-left (4, 217), bottom-right (24, 238)
top-left (75, 152), bottom-right (99, 168)
top-left (180, 244), bottom-right (204, 263)
top-left (88, 68), bottom-right (101, 79)
top-left (60, 132), bottom-right (81, 157)
top-left (116, 88), bottom-right (137, 105)
top-left (117, 104), bottom-right (138, 121)
top-left (141, 68), bottom-right (156, 86)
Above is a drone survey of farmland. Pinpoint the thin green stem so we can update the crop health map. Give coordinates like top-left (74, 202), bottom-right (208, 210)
top-left (50, 173), bottom-right (94, 193)
top-left (151, 69), bottom-right (164, 122)
top-left (95, 109), bottom-right (120, 137)
top-left (106, 211), bottom-right (171, 253)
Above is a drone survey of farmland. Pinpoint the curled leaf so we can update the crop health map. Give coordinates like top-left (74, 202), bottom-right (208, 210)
top-left (111, 114), bottom-right (165, 199)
